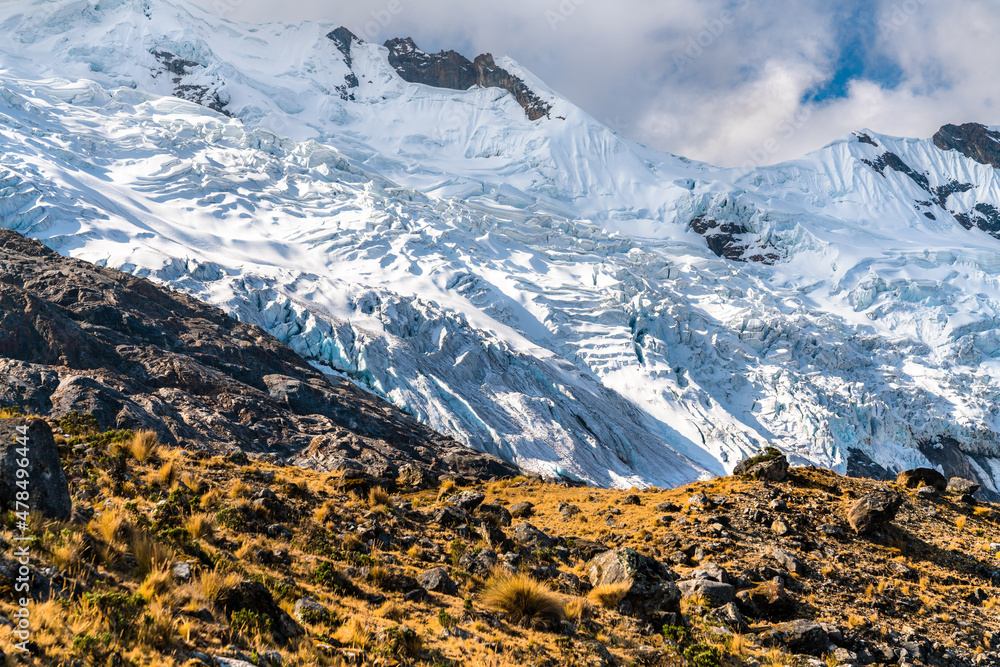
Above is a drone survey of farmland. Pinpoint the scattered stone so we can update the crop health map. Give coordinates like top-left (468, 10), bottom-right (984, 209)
top-left (706, 602), bottom-right (748, 632)
top-left (770, 519), bottom-right (791, 536)
top-left (771, 548), bottom-right (806, 575)
top-left (431, 505), bottom-right (469, 528)
top-left (915, 485), bottom-right (938, 499)
top-left (559, 502), bottom-right (581, 519)
top-left (847, 489), bottom-right (902, 534)
top-left (396, 464), bottom-right (428, 489)
top-left (655, 501), bottom-right (680, 513)
top-left (622, 494), bottom-right (641, 505)
top-left (764, 619), bottom-right (828, 656)
top-left (768, 499), bottom-right (787, 511)
top-left (418, 567), bottom-right (457, 596)
top-left (736, 579), bottom-right (794, 621)
top-left (172, 561), bottom-right (193, 582)
top-left (896, 468), bottom-right (946, 493)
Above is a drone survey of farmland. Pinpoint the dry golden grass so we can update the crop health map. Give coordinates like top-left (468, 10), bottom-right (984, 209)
top-left (376, 600), bottom-right (405, 621)
top-left (564, 596), bottom-right (589, 623)
top-left (956, 516), bottom-right (967, 532)
top-left (368, 486), bottom-right (392, 508)
top-left (132, 532), bottom-right (173, 575)
top-left (588, 582), bottom-right (630, 609)
top-left (229, 479), bottom-right (251, 499)
top-left (139, 567), bottom-right (173, 602)
top-left (184, 512), bottom-right (215, 541)
top-left (482, 570), bottom-right (565, 629)
top-left (128, 430), bottom-right (160, 462)
top-left (197, 567), bottom-right (242, 602)
top-left (333, 616), bottom-right (372, 649)
top-left (156, 459), bottom-right (179, 488)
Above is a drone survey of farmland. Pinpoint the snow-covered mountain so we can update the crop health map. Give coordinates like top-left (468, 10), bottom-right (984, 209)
top-left (4, 0), bottom-right (1000, 494)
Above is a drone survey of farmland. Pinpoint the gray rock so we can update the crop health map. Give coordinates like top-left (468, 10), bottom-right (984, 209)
top-left (0, 418), bottom-right (71, 520)
top-left (172, 561), bottom-right (193, 582)
top-left (947, 477), bottom-right (980, 496)
top-left (459, 549), bottom-right (498, 577)
top-left (293, 596), bottom-right (328, 623)
top-left (432, 505), bottom-right (469, 528)
top-left (915, 485), bottom-right (938, 498)
top-left (588, 547), bottom-right (680, 617)
top-left (448, 490), bottom-right (486, 512)
top-left (418, 567), bottom-right (457, 595)
top-left (677, 579), bottom-right (735, 607)
top-left (734, 449), bottom-right (789, 481)
top-left (771, 547), bottom-right (806, 575)
top-left (215, 580), bottom-right (303, 644)
top-left (687, 493), bottom-right (712, 509)
top-left (475, 502), bottom-right (512, 527)
top-left (706, 602), bottom-right (748, 632)
top-left (655, 501), bottom-right (680, 512)
top-left (396, 464), bottom-right (428, 489)
top-left (767, 619), bottom-right (829, 656)
top-left (513, 522), bottom-right (553, 548)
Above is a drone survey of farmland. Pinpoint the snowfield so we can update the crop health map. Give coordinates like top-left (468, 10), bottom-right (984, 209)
top-left (3, 0), bottom-right (1000, 492)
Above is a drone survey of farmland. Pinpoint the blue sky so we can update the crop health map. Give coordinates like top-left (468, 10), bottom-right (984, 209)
top-left (196, 0), bottom-right (1000, 167)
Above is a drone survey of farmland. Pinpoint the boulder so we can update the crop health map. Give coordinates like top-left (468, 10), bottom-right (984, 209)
top-left (396, 464), bottom-right (429, 489)
top-left (510, 501), bottom-right (534, 518)
top-left (0, 418), bottom-right (71, 521)
top-left (735, 579), bottom-right (794, 620)
top-left (766, 619), bottom-right (829, 657)
top-left (771, 547), bottom-right (806, 575)
top-left (513, 522), bottom-right (553, 548)
top-left (418, 567), bottom-right (457, 595)
top-left (459, 549), bottom-right (498, 577)
top-left (687, 493), bottom-right (712, 509)
top-left (896, 468), bottom-right (946, 492)
top-left (431, 505), bottom-right (469, 528)
top-left (448, 490), bottom-right (485, 512)
top-left (676, 579), bottom-right (735, 607)
top-left (215, 581), bottom-right (303, 644)
top-left (847, 489), bottom-right (902, 534)
top-left (475, 502), bottom-right (512, 527)
top-left (293, 596), bottom-right (329, 623)
top-left (588, 547), bottom-right (680, 617)
top-left (733, 448), bottom-right (789, 481)
top-left (947, 477), bottom-right (980, 496)
top-left (707, 602), bottom-right (748, 632)
top-left (655, 501), bottom-right (680, 513)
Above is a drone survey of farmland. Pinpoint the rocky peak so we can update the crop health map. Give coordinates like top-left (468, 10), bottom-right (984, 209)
top-left (381, 37), bottom-right (551, 121)
top-left (933, 122), bottom-right (1000, 169)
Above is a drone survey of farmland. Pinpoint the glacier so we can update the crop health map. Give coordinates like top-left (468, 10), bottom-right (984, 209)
top-left (2, 0), bottom-right (1000, 493)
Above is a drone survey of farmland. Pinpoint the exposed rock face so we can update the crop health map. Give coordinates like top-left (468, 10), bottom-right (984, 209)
top-left (0, 230), bottom-right (517, 483)
top-left (0, 418), bottom-right (71, 520)
top-left (689, 216), bottom-right (782, 264)
top-left (933, 123), bottom-right (1000, 170)
top-left (152, 51), bottom-right (230, 115)
top-left (848, 489), bottom-right (903, 534)
top-left (324, 27), bottom-right (361, 100)
top-left (382, 37), bottom-right (551, 120)
top-left (947, 477), bottom-right (981, 496)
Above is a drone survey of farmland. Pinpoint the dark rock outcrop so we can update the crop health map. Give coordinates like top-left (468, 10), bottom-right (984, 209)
top-left (897, 468), bottom-right (947, 493)
top-left (382, 37), bottom-right (551, 120)
top-left (0, 230), bottom-right (517, 483)
top-left (689, 216), bottom-right (781, 264)
top-left (588, 547), bottom-right (680, 618)
top-left (0, 418), bottom-right (71, 520)
top-left (847, 489), bottom-right (902, 534)
top-left (933, 123), bottom-right (1000, 170)
top-left (215, 581), bottom-right (303, 644)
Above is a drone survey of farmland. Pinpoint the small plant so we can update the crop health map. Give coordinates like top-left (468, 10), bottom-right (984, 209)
top-left (683, 642), bottom-right (722, 667)
top-left (231, 608), bottom-right (272, 640)
top-left (449, 539), bottom-right (466, 565)
top-left (482, 570), bottom-right (565, 630)
top-left (383, 625), bottom-right (422, 658)
top-left (59, 411), bottom-right (101, 436)
top-left (662, 624), bottom-right (690, 644)
top-left (956, 516), bottom-right (967, 532)
top-left (437, 608), bottom-right (456, 629)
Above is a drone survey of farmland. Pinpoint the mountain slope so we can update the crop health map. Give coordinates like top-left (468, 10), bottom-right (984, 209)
top-left (2, 0), bottom-right (1000, 494)
top-left (0, 229), bottom-right (516, 482)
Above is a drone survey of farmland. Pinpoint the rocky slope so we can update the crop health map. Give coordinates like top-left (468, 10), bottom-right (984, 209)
top-left (1, 432), bottom-right (998, 666)
top-left (0, 229), bottom-right (516, 483)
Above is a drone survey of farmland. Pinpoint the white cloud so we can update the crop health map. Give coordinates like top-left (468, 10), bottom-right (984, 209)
top-left (192, 0), bottom-right (1000, 167)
